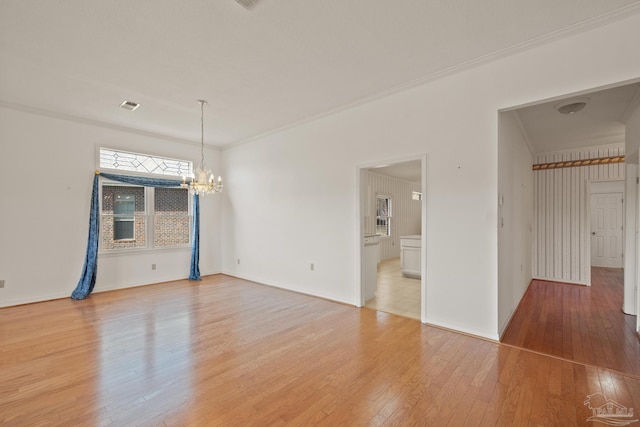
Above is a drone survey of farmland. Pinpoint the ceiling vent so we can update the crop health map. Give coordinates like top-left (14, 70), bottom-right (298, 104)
top-left (235, 0), bottom-right (259, 10)
top-left (119, 100), bottom-right (140, 111)
top-left (555, 97), bottom-right (589, 115)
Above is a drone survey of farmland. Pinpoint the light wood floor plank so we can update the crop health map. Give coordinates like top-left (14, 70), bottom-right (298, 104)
top-left (1, 274), bottom-right (640, 426)
top-left (502, 267), bottom-right (640, 377)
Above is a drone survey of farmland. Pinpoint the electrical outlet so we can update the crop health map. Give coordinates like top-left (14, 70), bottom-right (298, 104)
top-left (151, 264), bottom-right (156, 270)
top-left (310, 263), bottom-right (314, 271)
top-left (0, 280), bottom-right (4, 288)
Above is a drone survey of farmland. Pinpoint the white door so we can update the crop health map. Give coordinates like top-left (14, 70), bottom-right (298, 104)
top-left (590, 192), bottom-right (624, 268)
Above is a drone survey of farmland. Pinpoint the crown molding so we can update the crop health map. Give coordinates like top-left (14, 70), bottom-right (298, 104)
top-left (5, 2), bottom-right (640, 153)
top-left (0, 100), bottom-right (226, 151)
top-left (224, 2), bottom-right (640, 150)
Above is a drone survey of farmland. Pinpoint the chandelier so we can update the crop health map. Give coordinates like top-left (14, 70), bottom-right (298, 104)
top-left (182, 100), bottom-right (223, 195)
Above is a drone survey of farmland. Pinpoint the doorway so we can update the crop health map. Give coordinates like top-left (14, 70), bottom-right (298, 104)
top-left (499, 81), bottom-right (640, 372)
top-left (358, 156), bottom-right (426, 322)
top-left (590, 181), bottom-right (625, 269)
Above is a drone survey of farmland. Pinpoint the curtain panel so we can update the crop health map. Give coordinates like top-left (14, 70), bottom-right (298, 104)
top-left (71, 171), bottom-right (201, 300)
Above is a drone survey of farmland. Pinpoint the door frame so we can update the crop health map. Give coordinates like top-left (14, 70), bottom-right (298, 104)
top-left (586, 179), bottom-right (624, 290)
top-left (589, 180), bottom-right (625, 269)
top-left (356, 154), bottom-right (427, 323)
top-left (587, 177), bottom-right (638, 319)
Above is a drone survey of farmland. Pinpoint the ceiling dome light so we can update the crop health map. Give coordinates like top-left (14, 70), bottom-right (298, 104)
top-left (555, 97), bottom-right (590, 115)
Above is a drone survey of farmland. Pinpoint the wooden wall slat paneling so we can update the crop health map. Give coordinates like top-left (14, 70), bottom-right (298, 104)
top-left (533, 145), bottom-right (624, 284)
top-left (571, 150), bottom-right (579, 279)
top-left (547, 157), bottom-right (552, 277)
top-left (366, 172), bottom-right (421, 260)
top-left (562, 153), bottom-right (570, 280)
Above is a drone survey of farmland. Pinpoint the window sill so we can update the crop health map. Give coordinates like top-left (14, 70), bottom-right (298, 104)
top-left (99, 245), bottom-right (191, 257)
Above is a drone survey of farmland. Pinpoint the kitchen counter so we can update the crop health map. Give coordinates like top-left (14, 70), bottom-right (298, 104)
top-left (400, 235), bottom-right (421, 278)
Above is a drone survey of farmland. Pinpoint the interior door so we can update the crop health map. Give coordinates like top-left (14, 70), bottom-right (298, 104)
top-left (590, 192), bottom-right (624, 268)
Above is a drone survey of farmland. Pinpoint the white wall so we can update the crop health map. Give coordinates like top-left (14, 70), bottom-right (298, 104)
top-left (624, 163), bottom-right (637, 314)
top-left (533, 144), bottom-right (625, 285)
top-left (0, 106), bottom-right (222, 307)
top-left (365, 172), bottom-right (421, 260)
top-left (626, 102), bottom-right (640, 321)
top-left (626, 102), bottom-right (640, 160)
top-left (221, 12), bottom-right (640, 340)
top-left (497, 111), bottom-right (533, 337)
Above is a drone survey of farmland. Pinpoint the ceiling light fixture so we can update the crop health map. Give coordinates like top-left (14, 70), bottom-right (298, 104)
top-left (119, 100), bottom-right (140, 111)
top-left (181, 100), bottom-right (223, 195)
top-left (235, 0), bottom-right (259, 10)
top-left (555, 97), bottom-right (590, 115)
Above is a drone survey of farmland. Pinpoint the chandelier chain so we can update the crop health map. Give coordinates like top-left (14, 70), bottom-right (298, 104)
top-left (199, 99), bottom-right (207, 169)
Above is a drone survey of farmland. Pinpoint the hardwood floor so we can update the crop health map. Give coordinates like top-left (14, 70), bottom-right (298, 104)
top-left (2, 274), bottom-right (640, 426)
top-left (365, 257), bottom-right (421, 320)
top-left (502, 267), bottom-right (640, 377)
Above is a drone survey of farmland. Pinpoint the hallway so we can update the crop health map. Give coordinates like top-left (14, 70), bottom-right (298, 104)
top-left (502, 267), bottom-right (640, 377)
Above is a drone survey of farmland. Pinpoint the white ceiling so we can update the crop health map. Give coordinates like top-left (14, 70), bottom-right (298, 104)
top-left (2, 0), bottom-right (640, 147)
top-left (514, 82), bottom-right (640, 154)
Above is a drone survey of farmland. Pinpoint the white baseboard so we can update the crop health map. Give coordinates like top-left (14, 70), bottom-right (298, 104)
top-left (0, 291), bottom-right (70, 308)
top-left (533, 276), bottom-right (589, 286)
top-left (222, 270), bottom-right (355, 306)
top-left (423, 318), bottom-right (500, 342)
top-left (0, 270), bottom-right (222, 309)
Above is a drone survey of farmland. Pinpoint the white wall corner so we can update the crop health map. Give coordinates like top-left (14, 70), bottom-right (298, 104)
top-left (624, 163), bottom-right (638, 315)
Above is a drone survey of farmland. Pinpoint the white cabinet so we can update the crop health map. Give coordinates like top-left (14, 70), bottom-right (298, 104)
top-left (400, 235), bottom-right (421, 278)
top-left (363, 235), bottom-right (380, 301)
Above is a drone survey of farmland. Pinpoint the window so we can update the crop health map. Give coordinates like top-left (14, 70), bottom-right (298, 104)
top-left (114, 194), bottom-right (135, 240)
top-left (101, 184), bottom-right (147, 250)
top-left (412, 191), bottom-right (422, 201)
top-left (376, 195), bottom-right (392, 236)
top-left (98, 148), bottom-right (192, 252)
top-left (100, 184), bottom-right (191, 251)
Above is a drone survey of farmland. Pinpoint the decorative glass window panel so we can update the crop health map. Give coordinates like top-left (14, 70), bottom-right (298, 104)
top-left (376, 195), bottom-right (392, 236)
top-left (100, 148), bottom-right (192, 177)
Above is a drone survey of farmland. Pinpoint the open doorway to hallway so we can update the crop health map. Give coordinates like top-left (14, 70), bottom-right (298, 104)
top-left (359, 158), bottom-right (424, 321)
top-left (499, 80), bottom-right (640, 374)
